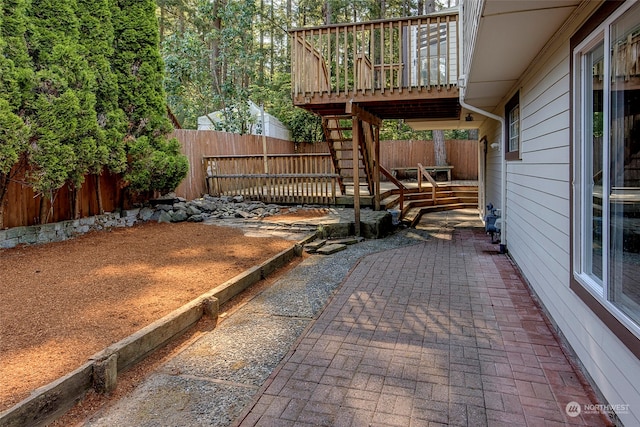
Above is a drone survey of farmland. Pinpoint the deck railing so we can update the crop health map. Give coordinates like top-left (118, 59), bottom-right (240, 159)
top-left (290, 12), bottom-right (459, 98)
top-left (204, 154), bottom-right (339, 205)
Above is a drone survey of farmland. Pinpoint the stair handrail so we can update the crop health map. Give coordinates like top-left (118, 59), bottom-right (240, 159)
top-left (417, 163), bottom-right (439, 204)
top-left (379, 164), bottom-right (406, 211)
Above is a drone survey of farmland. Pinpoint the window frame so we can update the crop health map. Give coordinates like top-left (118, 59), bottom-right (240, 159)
top-left (570, 0), bottom-right (640, 359)
top-left (505, 91), bottom-right (521, 161)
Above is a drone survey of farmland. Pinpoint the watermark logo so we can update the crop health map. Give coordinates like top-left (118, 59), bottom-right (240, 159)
top-left (565, 401), bottom-right (630, 417)
top-left (565, 401), bottom-right (582, 417)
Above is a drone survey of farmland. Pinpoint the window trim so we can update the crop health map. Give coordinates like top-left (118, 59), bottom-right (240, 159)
top-left (505, 91), bottom-right (521, 161)
top-left (570, 0), bottom-right (640, 359)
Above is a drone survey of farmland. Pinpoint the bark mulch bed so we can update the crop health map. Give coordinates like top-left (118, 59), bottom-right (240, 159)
top-left (0, 221), bottom-right (298, 412)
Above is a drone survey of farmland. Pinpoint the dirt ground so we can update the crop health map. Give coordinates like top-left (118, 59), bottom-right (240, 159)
top-left (0, 220), bottom-right (301, 412)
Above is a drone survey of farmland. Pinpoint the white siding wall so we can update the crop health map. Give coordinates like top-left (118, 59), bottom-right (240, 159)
top-left (482, 121), bottom-right (502, 215)
top-left (478, 12), bottom-right (640, 425)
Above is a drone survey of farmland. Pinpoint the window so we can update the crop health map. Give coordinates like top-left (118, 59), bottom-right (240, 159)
top-left (572, 0), bottom-right (640, 355)
top-left (505, 92), bottom-right (520, 160)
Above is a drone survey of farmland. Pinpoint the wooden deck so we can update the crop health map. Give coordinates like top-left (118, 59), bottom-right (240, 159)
top-left (290, 11), bottom-right (461, 121)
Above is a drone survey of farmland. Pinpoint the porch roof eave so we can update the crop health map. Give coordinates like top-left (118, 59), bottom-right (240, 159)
top-left (462, 0), bottom-right (587, 111)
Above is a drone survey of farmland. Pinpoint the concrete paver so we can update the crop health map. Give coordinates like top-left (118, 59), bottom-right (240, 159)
top-left (235, 210), bottom-right (611, 427)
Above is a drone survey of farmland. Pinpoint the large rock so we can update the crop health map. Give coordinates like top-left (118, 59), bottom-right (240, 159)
top-left (156, 204), bottom-right (173, 212)
top-left (139, 207), bottom-right (155, 221)
top-left (186, 205), bottom-right (202, 216)
top-left (316, 243), bottom-right (347, 255)
top-left (171, 210), bottom-right (188, 222)
top-left (158, 211), bottom-right (173, 223)
top-left (304, 239), bottom-right (327, 253)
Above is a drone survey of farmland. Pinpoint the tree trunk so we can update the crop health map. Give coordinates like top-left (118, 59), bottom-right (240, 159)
top-left (96, 174), bottom-right (104, 214)
top-left (39, 195), bottom-right (48, 225)
top-left (285, 0), bottom-right (291, 72)
top-left (434, 130), bottom-right (447, 166)
top-left (324, 1), bottom-right (331, 25)
top-left (270, 0), bottom-right (274, 80)
top-left (119, 186), bottom-right (127, 217)
top-left (210, 0), bottom-right (223, 95)
top-left (425, 1), bottom-right (446, 170)
top-left (259, 0), bottom-right (265, 85)
top-left (0, 176), bottom-right (8, 230)
top-left (72, 187), bottom-right (81, 219)
top-left (425, 1), bottom-right (436, 14)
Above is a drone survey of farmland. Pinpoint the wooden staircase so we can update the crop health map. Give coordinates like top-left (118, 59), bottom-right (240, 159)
top-left (379, 163), bottom-right (479, 227)
top-left (398, 185), bottom-right (479, 226)
top-left (321, 114), bottom-right (478, 227)
top-left (322, 115), bottom-right (375, 197)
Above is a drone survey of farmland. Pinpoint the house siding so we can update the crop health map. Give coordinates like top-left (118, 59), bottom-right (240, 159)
top-left (482, 121), bottom-right (502, 214)
top-left (478, 5), bottom-right (640, 424)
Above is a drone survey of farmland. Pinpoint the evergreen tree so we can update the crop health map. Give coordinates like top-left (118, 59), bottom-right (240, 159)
top-left (112, 0), bottom-right (187, 194)
top-left (77, 0), bottom-right (127, 175)
top-left (1, 0), bottom-right (33, 109)
top-left (0, 0), bottom-right (31, 228)
top-left (27, 0), bottom-right (103, 221)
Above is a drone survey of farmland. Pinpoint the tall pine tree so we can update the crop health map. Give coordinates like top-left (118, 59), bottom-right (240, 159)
top-left (112, 0), bottom-right (187, 195)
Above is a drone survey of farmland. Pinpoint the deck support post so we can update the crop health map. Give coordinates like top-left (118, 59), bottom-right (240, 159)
top-left (374, 123), bottom-right (380, 211)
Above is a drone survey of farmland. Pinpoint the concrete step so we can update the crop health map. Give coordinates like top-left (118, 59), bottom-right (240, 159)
top-left (419, 202), bottom-right (477, 215)
top-left (401, 202), bottom-right (478, 227)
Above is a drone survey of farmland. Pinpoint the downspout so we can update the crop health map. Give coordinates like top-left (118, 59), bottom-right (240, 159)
top-left (458, 0), bottom-right (507, 252)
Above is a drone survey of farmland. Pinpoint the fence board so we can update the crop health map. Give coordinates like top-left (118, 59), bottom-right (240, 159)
top-left (3, 168), bottom-right (125, 229)
top-left (170, 130), bottom-right (323, 200)
top-left (2, 131), bottom-right (477, 228)
top-left (379, 139), bottom-right (477, 180)
top-left (171, 130), bottom-right (477, 200)
top-left (203, 154), bottom-right (338, 205)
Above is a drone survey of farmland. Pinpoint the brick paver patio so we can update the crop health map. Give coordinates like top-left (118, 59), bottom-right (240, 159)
top-left (234, 213), bottom-right (612, 426)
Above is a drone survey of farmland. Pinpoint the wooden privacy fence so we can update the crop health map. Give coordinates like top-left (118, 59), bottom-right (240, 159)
top-left (204, 154), bottom-right (339, 205)
top-left (1, 131), bottom-right (477, 228)
top-left (172, 129), bottom-right (329, 200)
top-left (172, 130), bottom-right (478, 200)
top-left (2, 168), bottom-right (127, 229)
top-left (379, 139), bottom-right (477, 180)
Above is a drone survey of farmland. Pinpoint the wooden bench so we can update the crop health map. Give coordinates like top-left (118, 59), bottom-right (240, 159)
top-left (392, 165), bottom-right (453, 182)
